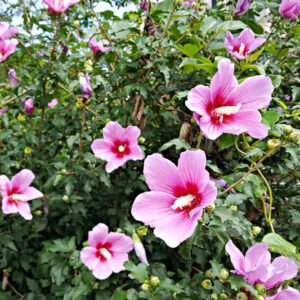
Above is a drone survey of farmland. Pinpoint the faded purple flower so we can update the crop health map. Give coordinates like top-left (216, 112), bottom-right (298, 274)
top-left (0, 108), bottom-right (8, 114)
top-left (225, 28), bottom-right (266, 60)
top-left (48, 99), bottom-right (58, 108)
top-left (279, 0), bottom-right (300, 20)
top-left (285, 95), bottom-right (291, 101)
top-left (24, 98), bottom-right (34, 114)
top-left (8, 69), bottom-right (18, 87)
top-left (79, 73), bottom-right (92, 99)
top-left (211, 178), bottom-right (229, 188)
top-left (235, 0), bottom-right (251, 16)
top-left (37, 51), bottom-right (44, 57)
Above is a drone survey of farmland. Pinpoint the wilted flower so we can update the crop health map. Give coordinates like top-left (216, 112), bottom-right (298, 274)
top-left (0, 38), bottom-right (18, 62)
top-left (139, 1), bottom-right (147, 10)
top-left (24, 98), bottom-right (34, 114)
top-left (80, 223), bottom-right (133, 280)
top-left (284, 95), bottom-right (291, 101)
top-left (89, 37), bottom-right (114, 54)
top-left (225, 240), bottom-right (298, 288)
top-left (235, 0), bottom-right (251, 16)
top-left (43, 0), bottom-right (79, 13)
top-left (8, 69), bottom-right (18, 87)
top-left (0, 22), bottom-right (18, 39)
top-left (0, 169), bottom-right (43, 220)
top-left (185, 59), bottom-right (273, 140)
top-left (211, 178), bottom-right (228, 188)
top-left (132, 150), bottom-right (217, 248)
top-left (91, 121), bottom-right (143, 173)
top-left (279, 0), bottom-right (300, 20)
top-left (79, 73), bottom-right (92, 99)
top-left (266, 286), bottom-right (300, 300)
top-left (224, 28), bottom-right (266, 60)
top-left (48, 99), bottom-right (58, 108)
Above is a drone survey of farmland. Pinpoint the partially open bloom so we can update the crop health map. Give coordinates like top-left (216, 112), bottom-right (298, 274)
top-left (186, 59), bottom-right (273, 140)
top-left (48, 99), bottom-right (58, 108)
top-left (266, 286), bottom-right (300, 300)
top-left (235, 0), bottom-right (251, 16)
top-left (89, 37), bottom-right (114, 54)
top-left (139, 1), bottom-right (147, 10)
top-left (43, 0), bottom-right (79, 13)
top-left (91, 121), bottom-right (143, 173)
top-left (0, 22), bottom-right (18, 39)
top-left (8, 69), bottom-right (18, 87)
top-left (0, 38), bottom-right (18, 63)
top-left (279, 0), bottom-right (300, 20)
top-left (79, 73), bottom-right (92, 99)
top-left (132, 150), bottom-right (217, 248)
top-left (80, 223), bottom-right (133, 280)
top-left (0, 169), bottom-right (43, 220)
top-left (132, 232), bottom-right (149, 266)
top-left (225, 240), bottom-right (298, 288)
top-left (224, 29), bottom-right (266, 60)
top-left (24, 98), bottom-right (34, 114)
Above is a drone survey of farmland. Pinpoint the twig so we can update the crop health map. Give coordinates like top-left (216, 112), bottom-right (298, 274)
top-left (89, 161), bottom-right (105, 173)
top-left (8, 282), bottom-right (24, 299)
top-left (195, 130), bottom-right (202, 150)
top-left (2, 88), bottom-right (32, 105)
top-left (79, 107), bottom-right (86, 158)
top-left (85, 106), bottom-right (107, 123)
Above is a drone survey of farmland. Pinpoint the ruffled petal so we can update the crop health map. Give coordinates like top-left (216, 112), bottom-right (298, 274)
top-left (2, 197), bottom-right (18, 214)
top-left (11, 169), bottom-right (35, 193)
top-left (103, 121), bottom-right (125, 143)
top-left (186, 85), bottom-right (211, 116)
top-left (106, 232), bottom-right (133, 253)
top-left (245, 243), bottom-right (271, 272)
top-left (80, 247), bottom-right (99, 270)
top-left (88, 223), bottom-right (109, 248)
top-left (124, 126), bottom-right (141, 144)
top-left (21, 187), bottom-right (43, 201)
top-left (108, 253), bottom-right (129, 273)
top-left (198, 181), bottom-right (217, 208)
top-left (0, 175), bottom-right (11, 196)
top-left (92, 260), bottom-right (113, 280)
top-left (225, 240), bottom-right (245, 272)
top-left (16, 201), bottom-right (32, 220)
top-left (91, 139), bottom-right (114, 161)
top-left (248, 37), bottom-right (266, 54)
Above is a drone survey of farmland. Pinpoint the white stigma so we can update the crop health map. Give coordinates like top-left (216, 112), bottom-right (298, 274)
top-left (12, 194), bottom-right (27, 201)
top-left (215, 103), bottom-right (241, 115)
top-left (100, 248), bottom-right (112, 260)
top-left (54, 0), bottom-right (60, 10)
top-left (239, 43), bottom-right (245, 55)
top-left (171, 194), bottom-right (194, 210)
top-left (118, 145), bottom-right (125, 152)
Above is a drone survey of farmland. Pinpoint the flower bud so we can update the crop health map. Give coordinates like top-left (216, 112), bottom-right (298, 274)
top-left (150, 275), bottom-right (160, 287)
top-left (257, 296), bottom-right (265, 300)
top-left (2, 274), bottom-right (8, 290)
top-left (63, 195), bottom-right (69, 202)
top-left (236, 292), bottom-right (248, 300)
top-left (252, 226), bottom-right (261, 236)
top-left (61, 168), bottom-right (68, 174)
top-left (267, 139), bottom-right (280, 149)
top-left (116, 228), bottom-right (123, 233)
top-left (206, 203), bottom-right (215, 212)
top-left (76, 101), bottom-right (84, 109)
top-left (201, 279), bottom-right (212, 290)
top-left (141, 283), bottom-right (150, 291)
top-left (220, 293), bottom-right (228, 300)
top-left (138, 136), bottom-right (146, 144)
top-left (137, 226), bottom-right (148, 236)
top-left (24, 147), bottom-right (32, 155)
top-left (284, 125), bottom-right (293, 135)
top-left (134, 239), bottom-right (149, 266)
top-left (255, 284), bottom-right (266, 295)
top-left (289, 132), bottom-right (300, 143)
top-left (211, 294), bottom-right (218, 300)
top-left (219, 268), bottom-right (229, 280)
top-left (74, 20), bottom-right (80, 27)
top-left (33, 210), bottom-right (42, 216)
top-left (231, 205), bottom-right (238, 213)
top-left (17, 114), bottom-right (25, 122)
top-left (205, 269), bottom-right (216, 279)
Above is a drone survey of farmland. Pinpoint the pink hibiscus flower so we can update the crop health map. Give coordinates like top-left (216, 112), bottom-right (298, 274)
top-left (48, 99), bottom-right (58, 108)
top-left (0, 169), bottom-right (43, 220)
top-left (43, 0), bottom-right (79, 13)
top-left (225, 240), bottom-right (298, 287)
top-left (279, 0), bottom-right (300, 20)
top-left (266, 286), bottom-right (300, 300)
top-left (80, 223), bottom-right (133, 280)
top-left (186, 59), bottom-right (274, 140)
top-left (24, 98), bottom-right (34, 114)
top-left (0, 22), bottom-right (18, 40)
top-left (131, 150), bottom-right (217, 248)
top-left (224, 28), bottom-right (266, 60)
top-left (89, 37), bottom-right (114, 54)
top-left (91, 121), bottom-right (144, 173)
top-left (0, 38), bottom-right (18, 63)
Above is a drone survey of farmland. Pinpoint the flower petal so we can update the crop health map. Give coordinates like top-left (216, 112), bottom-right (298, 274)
top-left (124, 126), bottom-right (141, 144)
top-left (248, 37), bottom-right (266, 54)
top-left (225, 240), bottom-right (245, 272)
top-left (198, 181), bottom-right (217, 208)
top-left (2, 197), bottom-right (18, 214)
top-left (197, 115), bottom-right (225, 140)
top-left (244, 265), bottom-right (268, 285)
top-left (244, 243), bottom-right (271, 272)
top-left (11, 169), bottom-right (35, 193)
top-left (92, 260), bottom-right (112, 280)
top-left (103, 121), bottom-right (125, 143)
top-left (105, 156), bottom-right (126, 173)
top-left (91, 139), bottom-right (114, 161)
top-left (80, 247), bottom-right (99, 270)
top-left (21, 187), bottom-right (43, 201)
top-left (108, 253), bottom-right (129, 273)
top-left (0, 175), bottom-right (11, 196)
top-left (106, 232), bottom-right (133, 253)
top-left (88, 223), bottom-right (109, 248)
top-left (16, 201), bottom-right (32, 220)
top-left (186, 85), bottom-right (211, 116)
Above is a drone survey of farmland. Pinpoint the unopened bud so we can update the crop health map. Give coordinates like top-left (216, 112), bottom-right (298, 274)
top-left (289, 132), bottom-right (300, 143)
top-left (219, 268), bottom-right (229, 280)
top-left (201, 279), bottom-right (212, 290)
top-left (267, 139), bottom-right (280, 149)
top-left (33, 210), bottom-right (42, 216)
top-left (138, 136), bottom-right (146, 144)
top-left (206, 203), bottom-right (215, 212)
top-left (231, 205), bottom-right (238, 213)
top-left (74, 20), bottom-right (80, 27)
top-left (141, 283), bottom-right (150, 291)
top-left (252, 226), bottom-right (261, 236)
top-left (211, 293), bottom-right (218, 300)
top-left (76, 101), bottom-right (84, 109)
top-left (63, 195), bottom-right (69, 202)
top-left (24, 147), bottom-right (32, 155)
top-left (284, 125), bottom-right (293, 135)
top-left (116, 228), bottom-right (122, 233)
top-left (150, 275), bottom-right (160, 287)
top-left (205, 269), bottom-right (216, 279)
top-left (137, 226), bottom-right (147, 236)
top-left (220, 293), bottom-right (228, 300)
top-left (255, 284), bottom-right (266, 295)
top-left (236, 292), bottom-right (247, 300)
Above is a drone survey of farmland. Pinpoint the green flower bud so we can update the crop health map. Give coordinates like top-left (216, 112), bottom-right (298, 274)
top-left (201, 279), bottom-right (212, 290)
top-left (257, 296), bottom-right (265, 300)
top-left (205, 269), bottom-right (216, 279)
top-left (220, 293), bottom-right (228, 300)
top-left (289, 132), bottom-right (300, 143)
top-left (138, 136), bottom-right (146, 144)
top-left (231, 205), bottom-right (238, 213)
top-left (74, 20), bottom-right (80, 27)
top-left (252, 226), bottom-right (261, 236)
top-left (219, 268), bottom-right (229, 280)
top-left (150, 275), bottom-right (160, 287)
top-left (141, 283), bottom-right (150, 291)
top-left (294, 116), bottom-right (300, 124)
top-left (206, 203), bottom-right (216, 212)
top-left (211, 293), bottom-right (218, 300)
top-left (236, 292), bottom-right (248, 300)
top-left (137, 226), bottom-right (147, 236)
top-left (255, 284), bottom-right (266, 295)
top-left (63, 195), bottom-right (69, 202)
top-left (267, 139), bottom-right (280, 149)
top-left (284, 125), bottom-right (293, 135)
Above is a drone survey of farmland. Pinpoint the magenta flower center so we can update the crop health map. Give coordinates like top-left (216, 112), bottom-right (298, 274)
top-left (112, 140), bottom-right (130, 158)
top-left (233, 43), bottom-right (247, 56)
top-left (7, 187), bottom-right (26, 204)
top-left (95, 243), bottom-right (112, 261)
top-left (209, 102), bottom-right (241, 124)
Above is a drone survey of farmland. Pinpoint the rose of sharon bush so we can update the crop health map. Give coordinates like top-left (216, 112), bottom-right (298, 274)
top-left (80, 223), bottom-right (133, 280)
top-left (91, 121), bottom-right (143, 173)
top-left (224, 28), bottom-right (266, 60)
top-left (132, 150), bottom-right (217, 248)
top-left (186, 59), bottom-right (273, 140)
top-left (279, 0), bottom-right (300, 20)
top-left (0, 169), bottom-right (43, 220)
top-left (43, 0), bottom-right (79, 13)
top-left (226, 240), bottom-right (298, 290)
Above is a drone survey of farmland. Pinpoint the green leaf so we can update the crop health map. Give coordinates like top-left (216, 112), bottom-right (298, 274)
top-left (124, 262), bottom-right (148, 283)
top-left (159, 138), bottom-right (191, 152)
top-left (178, 43), bottom-right (202, 57)
top-left (200, 17), bottom-right (218, 36)
top-left (158, 65), bottom-right (170, 85)
top-left (153, 0), bottom-right (173, 12)
top-left (67, 133), bottom-right (79, 149)
top-left (44, 236), bottom-right (76, 253)
top-left (217, 20), bottom-right (247, 31)
top-left (261, 111), bottom-right (280, 129)
top-left (229, 275), bottom-right (259, 299)
top-left (249, 48), bottom-right (264, 63)
top-left (240, 63), bottom-right (265, 75)
top-left (269, 75), bottom-right (282, 88)
top-left (218, 134), bottom-right (236, 151)
top-left (262, 233), bottom-right (297, 255)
